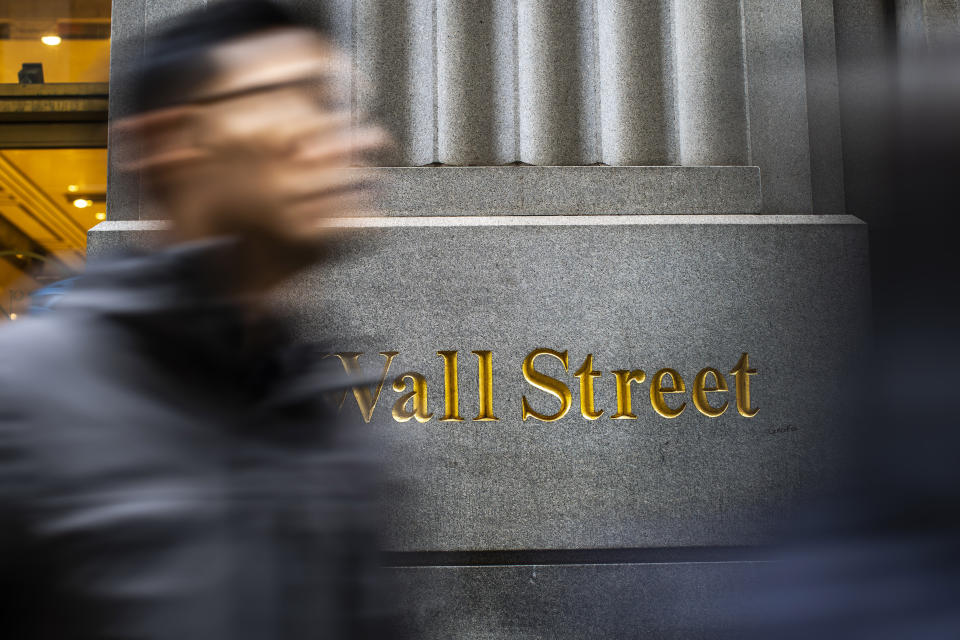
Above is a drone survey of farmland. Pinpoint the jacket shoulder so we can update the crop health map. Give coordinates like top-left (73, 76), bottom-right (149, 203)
top-left (0, 312), bottom-right (140, 414)
top-left (0, 313), bottom-right (100, 382)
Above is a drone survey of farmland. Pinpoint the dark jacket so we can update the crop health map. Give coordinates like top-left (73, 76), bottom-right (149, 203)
top-left (0, 238), bottom-right (394, 639)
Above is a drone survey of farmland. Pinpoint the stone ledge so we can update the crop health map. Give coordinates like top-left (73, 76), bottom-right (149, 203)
top-left (87, 213), bottom-right (861, 258)
top-left (87, 213), bottom-right (861, 251)
top-left (364, 166), bottom-right (763, 216)
top-left (128, 166), bottom-right (764, 220)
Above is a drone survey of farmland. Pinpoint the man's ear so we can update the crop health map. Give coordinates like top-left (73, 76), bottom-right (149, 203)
top-left (110, 106), bottom-right (209, 172)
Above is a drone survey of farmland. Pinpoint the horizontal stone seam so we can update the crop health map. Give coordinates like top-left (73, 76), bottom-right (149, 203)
top-left (88, 215), bottom-right (865, 233)
top-left (380, 546), bottom-right (778, 568)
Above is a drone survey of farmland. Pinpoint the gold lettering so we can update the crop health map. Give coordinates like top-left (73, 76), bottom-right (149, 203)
top-left (521, 348), bottom-right (572, 422)
top-left (319, 353), bottom-right (348, 409)
top-left (437, 351), bottom-right (464, 422)
top-left (650, 368), bottom-right (686, 419)
top-left (730, 353), bottom-right (758, 417)
top-left (692, 367), bottom-right (729, 417)
top-left (331, 352), bottom-right (399, 423)
top-left (574, 354), bottom-right (604, 420)
top-left (392, 372), bottom-right (434, 423)
top-left (472, 350), bottom-right (499, 421)
top-left (610, 369), bottom-right (646, 419)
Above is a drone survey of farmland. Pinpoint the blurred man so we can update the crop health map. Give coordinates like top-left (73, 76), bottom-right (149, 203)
top-left (0, 1), bottom-right (398, 638)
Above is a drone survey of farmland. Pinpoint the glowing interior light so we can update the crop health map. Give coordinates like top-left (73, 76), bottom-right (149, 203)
top-left (95, 212), bottom-right (106, 221)
top-left (41, 35), bottom-right (62, 46)
top-left (67, 184), bottom-right (79, 192)
top-left (9, 313), bottom-right (17, 321)
top-left (73, 198), bottom-right (92, 209)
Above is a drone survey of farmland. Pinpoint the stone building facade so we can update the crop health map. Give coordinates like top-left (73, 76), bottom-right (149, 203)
top-left (95, 1), bottom-right (959, 637)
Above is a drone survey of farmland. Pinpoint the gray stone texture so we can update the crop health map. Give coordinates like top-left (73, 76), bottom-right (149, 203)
top-left (86, 220), bottom-right (169, 261)
top-left (98, 2), bottom-right (869, 633)
top-left (350, 166), bottom-right (761, 216)
top-left (742, 0), bottom-right (815, 214)
top-left (89, 215), bottom-right (870, 552)
top-left (597, 0), bottom-right (677, 165)
top-left (105, 0), bottom-right (145, 222)
top-left (517, 0), bottom-right (600, 164)
top-left (436, 1), bottom-right (516, 164)
top-left (897, 0), bottom-right (960, 53)
top-left (137, 166), bottom-right (761, 219)
top-left (918, 0), bottom-right (960, 48)
top-left (130, 166), bottom-right (762, 219)
top-left (672, 0), bottom-right (749, 166)
top-left (353, 0), bottom-right (435, 165)
top-left (801, 0), bottom-right (847, 214)
top-left (390, 561), bottom-right (765, 639)
top-left (147, 0), bottom-right (205, 25)
top-left (105, 0), bottom-right (854, 218)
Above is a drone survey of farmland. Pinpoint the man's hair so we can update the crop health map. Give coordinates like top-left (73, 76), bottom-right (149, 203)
top-left (128, 0), bottom-right (332, 115)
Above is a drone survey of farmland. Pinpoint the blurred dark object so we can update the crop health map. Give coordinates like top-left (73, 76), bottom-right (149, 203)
top-left (709, 31), bottom-right (960, 640)
top-left (0, 238), bottom-right (400, 639)
top-left (18, 63), bottom-right (44, 85)
top-left (0, 0), bottom-right (398, 633)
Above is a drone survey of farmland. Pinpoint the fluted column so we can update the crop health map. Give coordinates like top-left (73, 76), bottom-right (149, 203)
top-left (517, 0), bottom-right (599, 165)
top-left (354, 0), bottom-right (435, 165)
top-left (436, 0), bottom-right (516, 164)
top-left (673, 0), bottom-right (749, 166)
top-left (597, 0), bottom-right (676, 165)
top-left (348, 0), bottom-right (754, 168)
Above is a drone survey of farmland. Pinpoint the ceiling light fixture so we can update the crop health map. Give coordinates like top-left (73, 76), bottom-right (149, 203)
top-left (72, 198), bottom-right (92, 209)
top-left (95, 212), bottom-right (106, 221)
top-left (67, 184), bottom-right (79, 192)
top-left (41, 35), bottom-right (62, 46)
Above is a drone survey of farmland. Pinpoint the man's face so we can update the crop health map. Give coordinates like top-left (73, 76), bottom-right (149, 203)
top-left (140, 28), bottom-right (387, 247)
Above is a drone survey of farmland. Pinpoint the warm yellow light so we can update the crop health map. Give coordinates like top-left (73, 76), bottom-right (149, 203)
top-left (95, 212), bottom-right (106, 220)
top-left (67, 184), bottom-right (79, 192)
top-left (73, 198), bottom-right (92, 209)
top-left (41, 35), bottom-right (62, 46)
top-left (9, 313), bottom-right (17, 321)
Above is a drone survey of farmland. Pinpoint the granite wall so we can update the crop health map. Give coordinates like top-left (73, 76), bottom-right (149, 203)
top-left (98, 0), bottom-right (870, 636)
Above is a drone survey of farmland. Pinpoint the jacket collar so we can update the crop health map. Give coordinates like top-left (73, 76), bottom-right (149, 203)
top-left (55, 236), bottom-right (358, 409)
top-left (60, 235), bottom-right (256, 317)
top-left (59, 236), bottom-right (299, 395)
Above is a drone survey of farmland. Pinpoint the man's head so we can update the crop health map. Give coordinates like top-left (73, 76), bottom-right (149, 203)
top-left (116, 0), bottom-right (387, 259)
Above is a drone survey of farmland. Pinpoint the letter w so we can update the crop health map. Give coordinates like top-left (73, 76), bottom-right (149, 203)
top-left (326, 352), bottom-right (399, 423)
